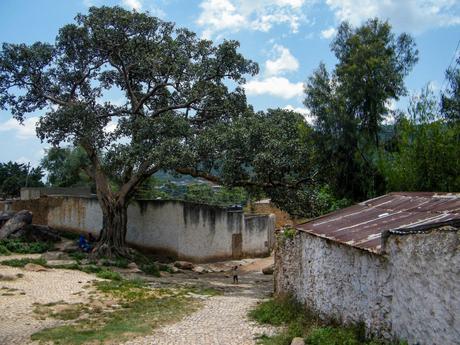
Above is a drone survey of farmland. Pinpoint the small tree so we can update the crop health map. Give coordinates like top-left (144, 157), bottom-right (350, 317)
top-left (0, 7), bottom-right (257, 257)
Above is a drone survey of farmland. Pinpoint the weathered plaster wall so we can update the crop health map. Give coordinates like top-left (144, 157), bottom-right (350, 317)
top-left (275, 232), bottom-right (391, 338)
top-left (42, 196), bottom-right (273, 262)
top-left (275, 228), bottom-right (460, 344)
top-left (388, 229), bottom-right (460, 345)
top-left (243, 214), bottom-right (275, 256)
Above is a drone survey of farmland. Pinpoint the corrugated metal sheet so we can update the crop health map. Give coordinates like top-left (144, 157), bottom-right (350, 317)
top-left (296, 192), bottom-right (460, 254)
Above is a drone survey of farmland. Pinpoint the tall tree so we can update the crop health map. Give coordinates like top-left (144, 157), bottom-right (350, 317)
top-left (40, 146), bottom-right (91, 187)
top-left (0, 7), bottom-right (257, 257)
top-left (0, 162), bottom-right (44, 197)
top-left (441, 56), bottom-right (460, 123)
top-left (0, 7), bottom-right (316, 257)
top-left (305, 19), bottom-right (418, 200)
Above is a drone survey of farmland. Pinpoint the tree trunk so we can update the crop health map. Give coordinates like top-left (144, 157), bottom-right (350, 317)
top-left (92, 199), bottom-right (131, 258)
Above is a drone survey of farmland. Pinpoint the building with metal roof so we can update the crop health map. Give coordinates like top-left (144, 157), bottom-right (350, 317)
top-left (297, 192), bottom-right (460, 253)
top-left (275, 192), bottom-right (460, 345)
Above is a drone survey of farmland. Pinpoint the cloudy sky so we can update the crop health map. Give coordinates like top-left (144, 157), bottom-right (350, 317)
top-left (0, 0), bottom-right (459, 166)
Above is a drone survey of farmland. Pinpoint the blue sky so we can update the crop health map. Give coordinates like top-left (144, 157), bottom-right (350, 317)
top-left (0, 0), bottom-right (459, 167)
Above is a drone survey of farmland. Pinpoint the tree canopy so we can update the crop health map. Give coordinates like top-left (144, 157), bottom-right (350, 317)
top-left (0, 6), bottom-right (316, 257)
top-left (0, 162), bottom-right (43, 197)
top-left (304, 19), bottom-right (418, 200)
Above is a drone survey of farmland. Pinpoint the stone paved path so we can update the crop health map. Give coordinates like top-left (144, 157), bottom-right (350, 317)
top-left (124, 294), bottom-right (275, 345)
top-left (124, 258), bottom-right (277, 345)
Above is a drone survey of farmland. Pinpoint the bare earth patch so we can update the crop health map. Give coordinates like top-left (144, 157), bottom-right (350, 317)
top-left (0, 257), bottom-right (99, 345)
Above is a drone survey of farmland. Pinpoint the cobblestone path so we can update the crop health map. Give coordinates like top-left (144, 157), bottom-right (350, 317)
top-left (124, 293), bottom-right (276, 345)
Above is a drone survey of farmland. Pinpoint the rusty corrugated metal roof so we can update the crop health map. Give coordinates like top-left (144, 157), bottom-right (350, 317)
top-left (296, 192), bottom-right (460, 254)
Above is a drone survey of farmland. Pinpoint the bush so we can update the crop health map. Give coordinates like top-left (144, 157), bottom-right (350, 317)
top-left (141, 263), bottom-right (160, 277)
top-left (96, 269), bottom-right (122, 281)
top-left (307, 327), bottom-right (360, 345)
top-left (0, 239), bottom-right (53, 254)
top-left (0, 244), bottom-right (11, 255)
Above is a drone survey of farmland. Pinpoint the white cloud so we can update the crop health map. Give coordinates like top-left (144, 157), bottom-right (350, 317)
top-left (121, 0), bottom-right (142, 10)
top-left (245, 76), bottom-right (304, 99)
top-left (320, 27), bottom-right (336, 39)
top-left (325, 0), bottom-right (460, 33)
top-left (283, 105), bottom-right (313, 123)
top-left (197, 0), bottom-right (310, 38)
top-left (0, 117), bottom-right (39, 140)
top-left (265, 44), bottom-right (299, 76)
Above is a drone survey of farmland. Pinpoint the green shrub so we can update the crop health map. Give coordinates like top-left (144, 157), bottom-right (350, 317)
top-left (101, 257), bottom-right (129, 268)
top-left (307, 327), bottom-right (360, 345)
top-left (0, 239), bottom-right (53, 254)
top-left (1, 257), bottom-right (47, 267)
top-left (69, 251), bottom-right (87, 261)
top-left (141, 263), bottom-right (160, 277)
top-left (96, 269), bottom-right (122, 281)
top-left (0, 244), bottom-right (11, 255)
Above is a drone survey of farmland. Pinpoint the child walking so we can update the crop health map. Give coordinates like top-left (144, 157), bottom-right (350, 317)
top-left (232, 265), bottom-right (238, 284)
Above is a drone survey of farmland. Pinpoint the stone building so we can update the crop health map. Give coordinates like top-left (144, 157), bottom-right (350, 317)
top-left (275, 192), bottom-right (460, 345)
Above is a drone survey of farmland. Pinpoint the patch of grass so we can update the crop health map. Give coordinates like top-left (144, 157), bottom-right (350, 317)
top-left (185, 286), bottom-right (223, 296)
top-left (34, 303), bottom-right (87, 321)
top-left (95, 278), bottom-right (150, 301)
top-left (96, 269), bottom-right (122, 281)
top-left (32, 278), bottom-right (200, 345)
top-left (140, 262), bottom-right (160, 277)
top-left (69, 251), bottom-right (87, 262)
top-left (0, 239), bottom-right (53, 254)
top-left (250, 298), bottom-right (406, 345)
top-left (0, 244), bottom-right (11, 255)
top-left (1, 257), bottom-right (47, 267)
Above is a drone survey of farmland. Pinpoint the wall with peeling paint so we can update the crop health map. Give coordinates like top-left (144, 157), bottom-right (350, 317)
top-left (41, 196), bottom-right (273, 262)
top-left (275, 228), bottom-right (460, 345)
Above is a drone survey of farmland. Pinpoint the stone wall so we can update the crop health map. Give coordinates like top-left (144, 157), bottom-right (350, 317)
top-left (24, 196), bottom-right (274, 262)
top-left (274, 228), bottom-right (460, 344)
top-left (387, 229), bottom-right (460, 345)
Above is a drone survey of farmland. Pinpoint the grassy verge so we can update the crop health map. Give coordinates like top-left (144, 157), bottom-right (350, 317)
top-left (31, 278), bottom-right (202, 345)
top-left (0, 239), bottom-right (54, 255)
top-left (249, 297), bottom-right (407, 345)
top-left (0, 257), bottom-right (48, 267)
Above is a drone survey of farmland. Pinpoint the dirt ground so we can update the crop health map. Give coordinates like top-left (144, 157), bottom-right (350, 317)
top-left (0, 253), bottom-right (275, 345)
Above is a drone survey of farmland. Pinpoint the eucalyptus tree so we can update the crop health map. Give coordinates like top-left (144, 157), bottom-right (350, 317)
top-left (0, 6), bottom-right (259, 257)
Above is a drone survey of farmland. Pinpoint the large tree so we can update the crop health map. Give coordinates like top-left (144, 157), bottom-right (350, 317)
top-left (0, 7), bottom-right (315, 257)
top-left (0, 7), bottom-right (258, 257)
top-left (304, 19), bottom-right (418, 200)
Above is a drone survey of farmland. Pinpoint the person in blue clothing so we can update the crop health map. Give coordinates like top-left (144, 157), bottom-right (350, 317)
top-left (78, 235), bottom-right (92, 253)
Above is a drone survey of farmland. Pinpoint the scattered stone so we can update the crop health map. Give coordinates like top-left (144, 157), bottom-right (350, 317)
top-left (174, 261), bottom-right (195, 270)
top-left (46, 260), bottom-right (77, 267)
top-left (262, 264), bottom-right (274, 275)
top-left (193, 266), bottom-right (206, 274)
top-left (291, 337), bottom-right (305, 345)
top-left (171, 266), bottom-right (180, 273)
top-left (0, 273), bottom-right (18, 281)
top-left (24, 263), bottom-right (48, 272)
top-left (41, 251), bottom-right (70, 261)
top-left (126, 262), bottom-right (142, 273)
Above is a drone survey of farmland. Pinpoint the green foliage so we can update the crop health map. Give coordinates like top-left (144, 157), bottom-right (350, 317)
top-left (96, 269), bottom-right (122, 281)
top-left (184, 184), bottom-right (247, 206)
top-left (282, 228), bottom-right (297, 239)
top-left (140, 262), bottom-right (160, 277)
top-left (40, 146), bottom-right (91, 187)
top-left (0, 244), bottom-right (11, 255)
top-left (0, 239), bottom-right (53, 254)
top-left (32, 282), bottom-right (199, 345)
top-left (250, 298), bottom-right (405, 345)
top-left (305, 19), bottom-right (418, 201)
top-left (441, 55), bottom-right (460, 123)
top-left (1, 257), bottom-right (47, 267)
top-left (379, 86), bottom-right (460, 192)
top-left (0, 161), bottom-right (44, 197)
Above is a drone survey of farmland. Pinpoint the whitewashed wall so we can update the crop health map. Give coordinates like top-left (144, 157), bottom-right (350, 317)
top-left (44, 196), bottom-right (273, 262)
top-left (275, 228), bottom-right (460, 344)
